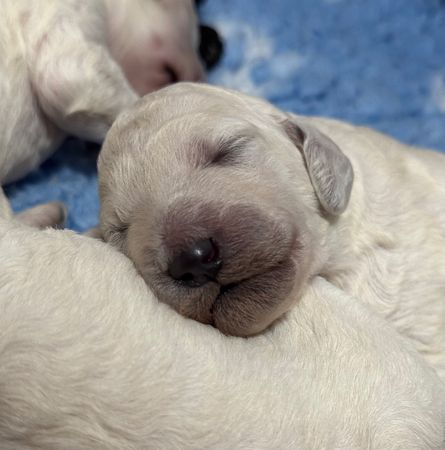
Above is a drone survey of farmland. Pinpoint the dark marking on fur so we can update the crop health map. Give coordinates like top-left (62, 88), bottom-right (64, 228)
top-left (126, 197), bottom-right (301, 336)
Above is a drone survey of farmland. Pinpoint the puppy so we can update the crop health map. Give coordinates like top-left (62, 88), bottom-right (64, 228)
top-left (98, 83), bottom-right (445, 381)
top-left (0, 0), bottom-right (208, 186)
top-left (0, 217), bottom-right (443, 448)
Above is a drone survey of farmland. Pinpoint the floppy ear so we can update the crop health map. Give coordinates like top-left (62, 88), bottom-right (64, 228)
top-left (282, 116), bottom-right (354, 215)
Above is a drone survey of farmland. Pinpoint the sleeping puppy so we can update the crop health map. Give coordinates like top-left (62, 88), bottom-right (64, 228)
top-left (0, 0), bottom-right (209, 186)
top-left (98, 83), bottom-right (445, 381)
top-left (0, 216), bottom-right (443, 448)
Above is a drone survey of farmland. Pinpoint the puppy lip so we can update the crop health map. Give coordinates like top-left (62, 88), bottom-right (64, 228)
top-left (209, 282), bottom-right (238, 320)
top-left (211, 280), bottom-right (239, 301)
top-left (218, 282), bottom-right (238, 295)
top-left (171, 273), bottom-right (219, 288)
top-left (171, 276), bottom-right (219, 290)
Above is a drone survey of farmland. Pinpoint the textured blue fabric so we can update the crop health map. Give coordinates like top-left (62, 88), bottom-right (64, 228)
top-left (5, 0), bottom-right (445, 231)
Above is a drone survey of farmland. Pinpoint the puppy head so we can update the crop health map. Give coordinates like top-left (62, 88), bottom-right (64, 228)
top-left (106, 0), bottom-right (206, 95)
top-left (98, 83), bottom-right (353, 336)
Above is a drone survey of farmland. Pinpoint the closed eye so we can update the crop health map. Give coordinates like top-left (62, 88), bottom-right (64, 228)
top-left (211, 147), bottom-right (238, 165)
top-left (209, 136), bottom-right (252, 167)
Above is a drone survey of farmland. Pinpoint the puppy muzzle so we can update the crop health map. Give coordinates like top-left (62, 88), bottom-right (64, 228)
top-left (129, 199), bottom-right (301, 336)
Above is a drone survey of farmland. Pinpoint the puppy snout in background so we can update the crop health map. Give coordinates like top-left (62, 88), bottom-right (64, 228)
top-left (106, 0), bottom-right (207, 95)
top-left (109, 0), bottom-right (223, 93)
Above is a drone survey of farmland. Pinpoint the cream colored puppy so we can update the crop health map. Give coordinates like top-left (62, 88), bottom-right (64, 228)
top-left (0, 0), bottom-right (204, 186)
top-left (0, 215), bottom-right (443, 449)
top-left (98, 83), bottom-right (445, 381)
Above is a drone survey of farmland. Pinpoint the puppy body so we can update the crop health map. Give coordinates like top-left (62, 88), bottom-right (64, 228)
top-left (306, 117), bottom-right (445, 379)
top-left (0, 0), bottom-right (203, 185)
top-left (0, 218), bottom-right (443, 449)
top-left (98, 83), bottom-right (445, 380)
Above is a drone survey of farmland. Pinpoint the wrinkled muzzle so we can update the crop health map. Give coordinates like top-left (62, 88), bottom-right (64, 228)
top-left (126, 198), bottom-right (306, 336)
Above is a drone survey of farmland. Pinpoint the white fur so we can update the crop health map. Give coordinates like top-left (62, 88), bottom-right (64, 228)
top-left (0, 216), bottom-right (443, 449)
top-left (0, 0), bottom-right (203, 184)
top-left (308, 117), bottom-right (445, 381)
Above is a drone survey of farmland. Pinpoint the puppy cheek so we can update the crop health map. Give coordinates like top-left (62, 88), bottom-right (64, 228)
top-left (212, 259), bottom-right (297, 337)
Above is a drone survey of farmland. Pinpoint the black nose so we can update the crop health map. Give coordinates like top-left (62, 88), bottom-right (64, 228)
top-left (199, 25), bottom-right (224, 70)
top-left (168, 238), bottom-right (222, 287)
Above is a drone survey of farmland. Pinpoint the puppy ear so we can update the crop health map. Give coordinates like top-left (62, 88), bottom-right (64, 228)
top-left (282, 116), bottom-right (354, 215)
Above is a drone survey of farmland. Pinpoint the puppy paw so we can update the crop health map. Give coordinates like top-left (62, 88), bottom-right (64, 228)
top-left (16, 201), bottom-right (67, 229)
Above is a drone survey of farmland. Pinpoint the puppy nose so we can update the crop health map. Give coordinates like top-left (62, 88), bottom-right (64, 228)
top-left (168, 238), bottom-right (222, 287)
top-left (199, 25), bottom-right (224, 70)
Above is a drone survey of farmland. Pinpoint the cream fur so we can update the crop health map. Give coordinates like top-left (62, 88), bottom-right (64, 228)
top-left (0, 0), bottom-right (203, 185)
top-left (98, 83), bottom-right (445, 383)
top-left (0, 215), bottom-right (443, 449)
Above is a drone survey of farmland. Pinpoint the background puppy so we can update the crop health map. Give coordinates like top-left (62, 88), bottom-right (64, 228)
top-left (0, 216), bottom-right (443, 449)
top-left (98, 83), bottom-right (445, 382)
top-left (0, 0), bottom-right (209, 186)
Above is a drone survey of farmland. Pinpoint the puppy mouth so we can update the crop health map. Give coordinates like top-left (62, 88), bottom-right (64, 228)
top-left (218, 282), bottom-right (238, 296)
top-left (171, 276), bottom-right (240, 312)
top-left (205, 282), bottom-right (239, 328)
top-left (167, 271), bottom-right (258, 324)
top-left (146, 250), bottom-right (298, 336)
top-left (210, 280), bottom-right (239, 312)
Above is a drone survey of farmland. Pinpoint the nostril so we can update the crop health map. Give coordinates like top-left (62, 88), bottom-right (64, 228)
top-left (164, 64), bottom-right (179, 83)
top-left (168, 238), bottom-right (222, 287)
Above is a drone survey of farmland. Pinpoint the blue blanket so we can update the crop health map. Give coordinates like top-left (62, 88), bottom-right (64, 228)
top-left (5, 0), bottom-right (445, 231)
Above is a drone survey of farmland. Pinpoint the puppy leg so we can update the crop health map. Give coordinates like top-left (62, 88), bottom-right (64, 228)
top-left (0, 189), bottom-right (13, 220)
top-left (15, 202), bottom-right (67, 229)
top-left (28, 2), bottom-right (138, 143)
top-left (1, 187), bottom-right (65, 229)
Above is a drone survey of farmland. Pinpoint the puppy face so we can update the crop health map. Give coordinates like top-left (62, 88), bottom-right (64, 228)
top-left (106, 0), bottom-right (205, 95)
top-left (98, 83), bottom-right (353, 336)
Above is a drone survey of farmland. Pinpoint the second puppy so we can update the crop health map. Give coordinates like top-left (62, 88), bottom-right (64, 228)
top-left (0, 0), bottom-right (213, 186)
